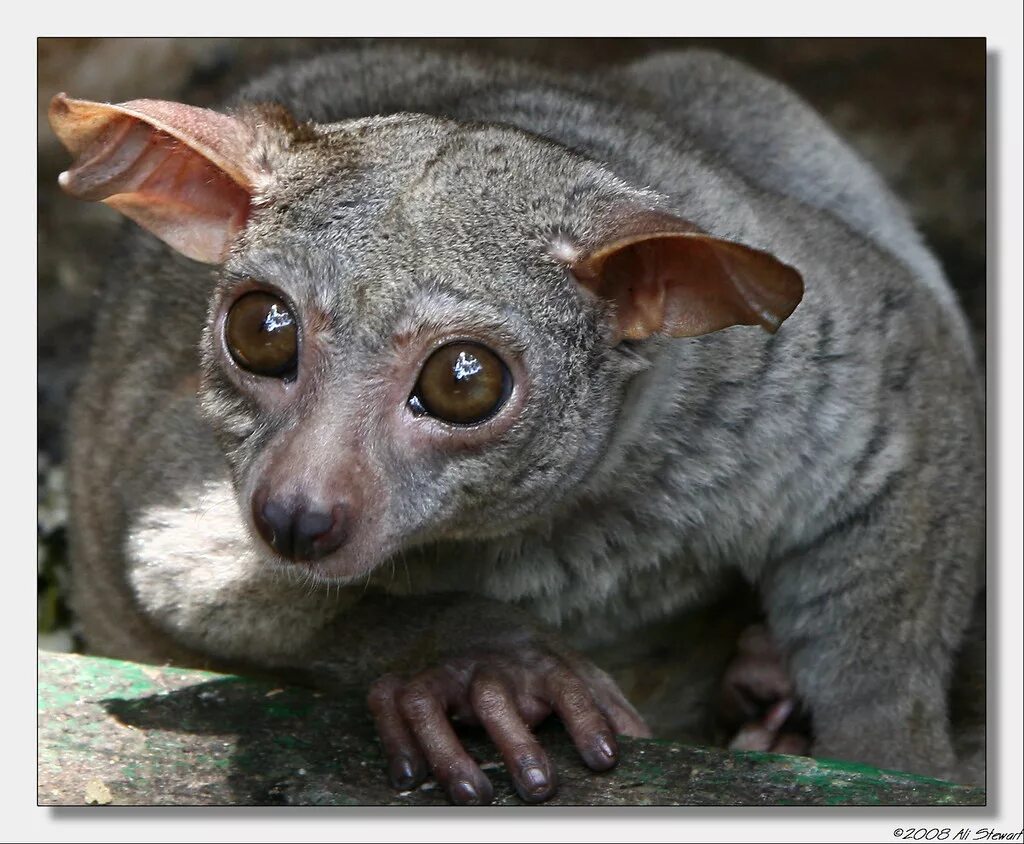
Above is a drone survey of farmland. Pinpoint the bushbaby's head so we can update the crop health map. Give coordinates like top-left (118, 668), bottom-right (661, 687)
top-left (50, 94), bottom-right (802, 583)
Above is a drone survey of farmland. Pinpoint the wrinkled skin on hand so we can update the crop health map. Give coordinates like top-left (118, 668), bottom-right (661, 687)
top-left (367, 635), bottom-right (651, 805)
top-left (719, 623), bottom-right (812, 756)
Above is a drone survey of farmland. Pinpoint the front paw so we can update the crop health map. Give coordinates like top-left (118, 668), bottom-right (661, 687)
top-left (367, 646), bottom-right (650, 805)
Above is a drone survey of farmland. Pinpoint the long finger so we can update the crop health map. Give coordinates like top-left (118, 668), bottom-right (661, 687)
top-left (728, 700), bottom-right (799, 753)
top-left (728, 721), bottom-right (776, 752)
top-left (397, 673), bottom-right (495, 806)
top-left (470, 670), bottom-right (557, 803)
top-left (586, 670), bottom-right (652, 738)
top-left (762, 698), bottom-right (796, 734)
top-left (545, 669), bottom-right (618, 771)
top-left (367, 674), bottom-right (428, 790)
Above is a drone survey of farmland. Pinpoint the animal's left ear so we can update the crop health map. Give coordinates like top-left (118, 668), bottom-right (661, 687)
top-left (568, 215), bottom-right (804, 341)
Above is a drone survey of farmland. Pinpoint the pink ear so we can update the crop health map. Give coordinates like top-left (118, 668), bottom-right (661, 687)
top-left (570, 216), bottom-right (804, 342)
top-left (49, 94), bottom-right (272, 264)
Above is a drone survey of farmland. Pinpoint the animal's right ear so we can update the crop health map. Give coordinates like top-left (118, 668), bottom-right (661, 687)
top-left (48, 94), bottom-right (278, 264)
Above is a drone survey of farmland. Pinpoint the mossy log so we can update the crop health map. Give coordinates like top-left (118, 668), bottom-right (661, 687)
top-left (37, 651), bottom-right (985, 807)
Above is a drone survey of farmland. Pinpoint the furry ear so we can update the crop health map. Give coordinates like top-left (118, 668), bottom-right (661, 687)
top-left (48, 94), bottom-right (276, 263)
top-left (569, 214), bottom-right (804, 341)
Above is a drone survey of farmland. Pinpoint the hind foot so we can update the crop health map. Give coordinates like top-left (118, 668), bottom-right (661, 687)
top-left (720, 623), bottom-right (812, 755)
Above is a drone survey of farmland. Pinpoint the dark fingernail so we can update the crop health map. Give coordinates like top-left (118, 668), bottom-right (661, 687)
top-left (596, 735), bottom-right (617, 760)
top-left (516, 766), bottom-right (556, 803)
top-left (389, 757), bottom-right (418, 790)
top-left (584, 735), bottom-right (618, 771)
top-left (449, 780), bottom-right (483, 805)
top-left (522, 766), bottom-right (549, 793)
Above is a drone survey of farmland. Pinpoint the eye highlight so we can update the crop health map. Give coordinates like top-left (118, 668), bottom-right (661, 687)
top-left (410, 342), bottom-right (512, 425)
top-left (225, 291), bottom-right (298, 378)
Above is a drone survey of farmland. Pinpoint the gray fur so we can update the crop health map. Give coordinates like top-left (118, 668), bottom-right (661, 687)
top-left (65, 46), bottom-right (983, 784)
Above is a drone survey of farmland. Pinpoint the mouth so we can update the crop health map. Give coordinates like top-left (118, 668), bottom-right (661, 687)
top-left (258, 544), bottom-right (384, 585)
top-left (246, 512), bottom-right (398, 586)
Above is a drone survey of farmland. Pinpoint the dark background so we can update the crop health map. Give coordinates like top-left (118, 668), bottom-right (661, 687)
top-left (36, 38), bottom-right (987, 644)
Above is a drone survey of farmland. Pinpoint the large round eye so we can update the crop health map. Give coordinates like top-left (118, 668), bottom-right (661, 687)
top-left (410, 342), bottom-right (512, 425)
top-left (225, 291), bottom-right (298, 378)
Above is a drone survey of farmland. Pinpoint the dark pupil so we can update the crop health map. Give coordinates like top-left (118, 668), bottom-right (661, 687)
top-left (413, 342), bottom-right (510, 424)
top-left (225, 291), bottom-right (298, 377)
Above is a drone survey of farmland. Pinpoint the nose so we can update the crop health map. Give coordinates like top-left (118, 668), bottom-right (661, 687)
top-left (252, 494), bottom-right (350, 561)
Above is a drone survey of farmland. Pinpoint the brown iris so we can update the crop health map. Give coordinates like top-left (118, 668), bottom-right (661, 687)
top-left (411, 342), bottom-right (511, 425)
top-left (225, 291), bottom-right (298, 377)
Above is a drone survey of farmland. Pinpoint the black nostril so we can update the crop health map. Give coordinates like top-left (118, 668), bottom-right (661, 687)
top-left (293, 509), bottom-right (334, 560)
top-left (253, 495), bottom-right (350, 562)
top-left (254, 497), bottom-right (296, 560)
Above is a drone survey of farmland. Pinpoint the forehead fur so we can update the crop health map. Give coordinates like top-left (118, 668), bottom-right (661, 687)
top-left (226, 112), bottom-right (641, 345)
top-left (243, 112), bottom-right (649, 259)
